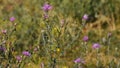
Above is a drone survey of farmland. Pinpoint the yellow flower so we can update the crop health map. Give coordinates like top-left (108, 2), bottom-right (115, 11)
top-left (57, 48), bottom-right (60, 52)
top-left (63, 66), bottom-right (68, 68)
top-left (52, 27), bottom-right (60, 37)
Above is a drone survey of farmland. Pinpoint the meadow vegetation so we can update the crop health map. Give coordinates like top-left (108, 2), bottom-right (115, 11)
top-left (0, 0), bottom-right (120, 68)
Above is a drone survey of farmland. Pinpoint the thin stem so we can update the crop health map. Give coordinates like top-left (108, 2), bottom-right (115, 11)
top-left (96, 49), bottom-right (99, 68)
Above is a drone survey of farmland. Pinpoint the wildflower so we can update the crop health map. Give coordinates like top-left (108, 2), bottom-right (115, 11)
top-left (22, 51), bottom-right (31, 56)
top-left (63, 66), bottom-right (67, 68)
top-left (10, 17), bottom-right (15, 22)
top-left (1, 29), bottom-right (7, 34)
top-left (16, 56), bottom-right (22, 61)
top-left (82, 14), bottom-right (88, 20)
top-left (83, 36), bottom-right (89, 42)
top-left (42, 3), bottom-right (52, 11)
top-left (92, 43), bottom-right (100, 49)
top-left (44, 13), bottom-right (49, 19)
top-left (0, 46), bottom-right (6, 51)
top-left (74, 58), bottom-right (85, 64)
top-left (57, 48), bottom-right (60, 52)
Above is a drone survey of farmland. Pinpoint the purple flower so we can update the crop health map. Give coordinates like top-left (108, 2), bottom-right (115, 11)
top-left (42, 3), bottom-right (52, 11)
top-left (10, 17), bottom-right (15, 22)
top-left (92, 43), bottom-right (100, 49)
top-left (22, 51), bottom-right (31, 56)
top-left (83, 36), bottom-right (89, 42)
top-left (74, 58), bottom-right (85, 64)
top-left (16, 56), bottom-right (22, 61)
top-left (1, 29), bottom-right (7, 34)
top-left (82, 14), bottom-right (88, 20)
top-left (0, 46), bottom-right (6, 51)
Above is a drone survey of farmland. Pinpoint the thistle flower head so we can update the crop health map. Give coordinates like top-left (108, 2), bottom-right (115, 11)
top-left (10, 17), bottom-right (15, 22)
top-left (82, 14), bottom-right (88, 20)
top-left (83, 36), bottom-right (89, 42)
top-left (74, 58), bottom-right (85, 64)
top-left (22, 51), bottom-right (31, 56)
top-left (16, 56), bottom-right (22, 61)
top-left (42, 3), bottom-right (52, 11)
top-left (92, 43), bottom-right (100, 49)
top-left (1, 29), bottom-right (7, 34)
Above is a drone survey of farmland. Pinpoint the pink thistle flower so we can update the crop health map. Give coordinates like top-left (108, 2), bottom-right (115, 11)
top-left (42, 3), bottom-right (52, 11)
top-left (83, 36), bottom-right (89, 42)
top-left (16, 56), bottom-right (22, 61)
top-left (22, 51), bottom-right (31, 56)
top-left (10, 17), bottom-right (15, 22)
top-left (74, 58), bottom-right (85, 64)
top-left (92, 43), bottom-right (100, 49)
top-left (82, 14), bottom-right (88, 20)
top-left (1, 29), bottom-right (7, 34)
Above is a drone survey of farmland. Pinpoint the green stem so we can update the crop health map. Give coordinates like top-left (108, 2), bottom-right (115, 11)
top-left (96, 49), bottom-right (99, 68)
